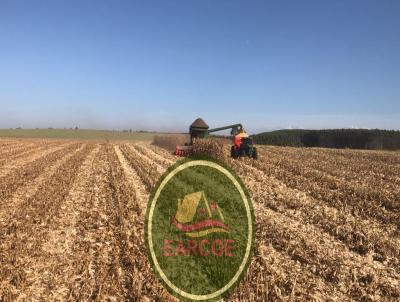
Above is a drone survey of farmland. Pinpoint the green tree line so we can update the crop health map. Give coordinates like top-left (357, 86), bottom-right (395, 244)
top-left (252, 129), bottom-right (400, 150)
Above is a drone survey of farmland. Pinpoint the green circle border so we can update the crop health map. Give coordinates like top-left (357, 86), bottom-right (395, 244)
top-left (144, 156), bottom-right (255, 301)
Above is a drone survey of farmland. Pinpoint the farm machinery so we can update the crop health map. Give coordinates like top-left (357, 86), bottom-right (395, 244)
top-left (175, 118), bottom-right (258, 159)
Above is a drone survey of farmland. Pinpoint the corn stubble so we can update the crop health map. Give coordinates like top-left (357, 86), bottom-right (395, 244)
top-left (0, 138), bottom-right (399, 301)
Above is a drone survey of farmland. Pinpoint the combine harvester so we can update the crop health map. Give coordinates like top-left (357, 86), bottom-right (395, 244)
top-left (175, 118), bottom-right (258, 159)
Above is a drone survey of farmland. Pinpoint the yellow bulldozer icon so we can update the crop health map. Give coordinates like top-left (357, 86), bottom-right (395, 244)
top-left (172, 191), bottom-right (229, 237)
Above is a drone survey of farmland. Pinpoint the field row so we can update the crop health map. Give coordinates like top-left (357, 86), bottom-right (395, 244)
top-left (131, 142), bottom-right (400, 301)
top-left (0, 139), bottom-right (399, 301)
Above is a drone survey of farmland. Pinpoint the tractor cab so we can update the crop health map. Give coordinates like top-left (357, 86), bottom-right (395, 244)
top-left (231, 129), bottom-right (257, 159)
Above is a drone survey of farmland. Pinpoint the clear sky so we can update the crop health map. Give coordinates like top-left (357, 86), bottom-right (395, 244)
top-left (1, 0), bottom-right (399, 133)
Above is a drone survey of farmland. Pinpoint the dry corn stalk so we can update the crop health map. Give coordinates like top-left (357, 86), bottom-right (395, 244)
top-left (152, 134), bottom-right (189, 152)
top-left (191, 138), bottom-right (227, 162)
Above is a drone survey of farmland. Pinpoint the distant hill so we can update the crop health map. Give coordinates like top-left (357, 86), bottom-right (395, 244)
top-left (252, 129), bottom-right (400, 150)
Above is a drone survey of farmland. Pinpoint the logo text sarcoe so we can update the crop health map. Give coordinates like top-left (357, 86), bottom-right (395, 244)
top-left (163, 239), bottom-right (235, 257)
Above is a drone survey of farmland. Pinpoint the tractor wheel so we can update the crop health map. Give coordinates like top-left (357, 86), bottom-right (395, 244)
top-left (239, 146), bottom-right (247, 157)
top-left (252, 147), bottom-right (258, 160)
top-left (231, 146), bottom-right (238, 159)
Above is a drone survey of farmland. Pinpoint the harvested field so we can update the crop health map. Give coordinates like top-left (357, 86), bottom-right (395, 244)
top-left (0, 138), bottom-right (399, 301)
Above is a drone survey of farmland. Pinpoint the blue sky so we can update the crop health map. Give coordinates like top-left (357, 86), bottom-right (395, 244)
top-left (0, 0), bottom-right (399, 133)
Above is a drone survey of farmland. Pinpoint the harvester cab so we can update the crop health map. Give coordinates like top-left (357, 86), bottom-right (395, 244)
top-left (175, 118), bottom-right (258, 159)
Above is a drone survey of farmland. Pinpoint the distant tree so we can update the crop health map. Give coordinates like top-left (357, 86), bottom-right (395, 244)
top-left (75, 126), bottom-right (79, 130)
top-left (252, 129), bottom-right (400, 150)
